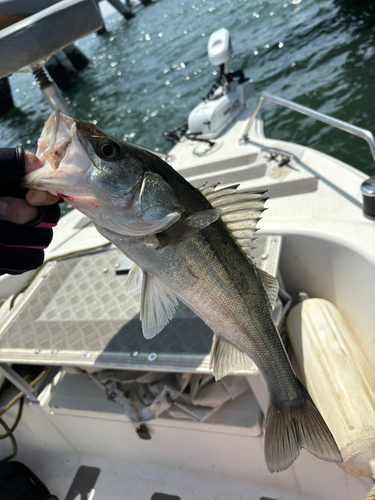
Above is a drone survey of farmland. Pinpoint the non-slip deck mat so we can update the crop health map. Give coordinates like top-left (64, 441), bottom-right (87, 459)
top-left (0, 236), bottom-right (281, 371)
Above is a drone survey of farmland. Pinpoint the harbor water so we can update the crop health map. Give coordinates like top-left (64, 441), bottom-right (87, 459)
top-left (1, 0), bottom-right (375, 180)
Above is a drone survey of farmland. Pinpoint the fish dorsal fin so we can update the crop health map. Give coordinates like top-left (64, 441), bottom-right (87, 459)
top-left (140, 272), bottom-right (179, 339)
top-left (210, 335), bottom-right (255, 380)
top-left (256, 268), bottom-right (279, 310)
top-left (200, 183), bottom-right (239, 198)
top-left (124, 264), bottom-right (143, 295)
top-left (200, 184), bottom-right (268, 260)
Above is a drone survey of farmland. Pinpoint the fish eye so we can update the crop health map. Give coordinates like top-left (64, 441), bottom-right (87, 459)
top-left (97, 139), bottom-right (120, 160)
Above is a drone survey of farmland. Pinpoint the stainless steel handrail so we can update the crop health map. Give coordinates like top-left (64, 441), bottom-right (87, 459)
top-left (242, 92), bottom-right (375, 163)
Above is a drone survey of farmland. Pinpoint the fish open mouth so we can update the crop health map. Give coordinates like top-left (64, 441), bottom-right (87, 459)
top-left (23, 109), bottom-right (94, 200)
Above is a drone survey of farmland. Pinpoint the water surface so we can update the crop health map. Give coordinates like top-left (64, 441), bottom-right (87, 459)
top-left (1, 0), bottom-right (375, 177)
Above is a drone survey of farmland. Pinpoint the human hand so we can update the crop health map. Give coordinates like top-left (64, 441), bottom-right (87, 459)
top-left (0, 151), bottom-right (60, 225)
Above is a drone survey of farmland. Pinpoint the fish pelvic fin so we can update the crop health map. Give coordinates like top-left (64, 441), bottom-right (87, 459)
top-left (210, 335), bottom-right (255, 380)
top-left (265, 387), bottom-right (342, 473)
top-left (125, 265), bottom-right (179, 338)
top-left (124, 264), bottom-right (143, 295)
top-left (140, 272), bottom-right (179, 339)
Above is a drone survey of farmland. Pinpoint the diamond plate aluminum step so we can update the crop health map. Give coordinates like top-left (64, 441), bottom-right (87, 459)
top-left (0, 235), bottom-right (281, 372)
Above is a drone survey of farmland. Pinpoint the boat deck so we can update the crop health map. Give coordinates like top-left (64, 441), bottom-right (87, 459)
top-left (0, 235), bottom-right (280, 372)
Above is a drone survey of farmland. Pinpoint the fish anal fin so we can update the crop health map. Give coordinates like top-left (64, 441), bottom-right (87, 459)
top-left (210, 335), bottom-right (255, 380)
top-left (141, 272), bottom-right (179, 339)
top-left (157, 209), bottom-right (220, 247)
top-left (256, 268), bottom-right (279, 310)
top-left (265, 387), bottom-right (342, 473)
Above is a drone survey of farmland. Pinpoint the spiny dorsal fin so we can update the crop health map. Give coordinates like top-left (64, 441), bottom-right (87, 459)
top-left (199, 184), bottom-right (268, 261)
top-left (199, 182), bottom-right (227, 197)
top-left (256, 267), bottom-right (279, 309)
top-left (198, 182), bottom-right (213, 196)
top-left (124, 264), bottom-right (143, 295)
top-left (204, 184), bottom-right (240, 200)
top-left (140, 272), bottom-right (179, 339)
top-left (210, 335), bottom-right (255, 380)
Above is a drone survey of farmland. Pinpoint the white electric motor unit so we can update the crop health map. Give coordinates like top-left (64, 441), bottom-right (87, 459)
top-left (188, 28), bottom-right (254, 140)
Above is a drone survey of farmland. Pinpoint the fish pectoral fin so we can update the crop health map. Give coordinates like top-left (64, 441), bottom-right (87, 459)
top-left (256, 267), bottom-right (279, 310)
top-left (124, 264), bottom-right (143, 295)
top-left (210, 335), bottom-right (255, 381)
top-left (140, 272), bottom-right (179, 339)
top-left (157, 209), bottom-right (221, 247)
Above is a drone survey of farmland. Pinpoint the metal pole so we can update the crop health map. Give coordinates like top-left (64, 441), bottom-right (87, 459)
top-left (33, 68), bottom-right (71, 116)
top-left (242, 92), bottom-right (375, 164)
top-left (0, 364), bottom-right (39, 402)
top-left (241, 95), bottom-right (264, 140)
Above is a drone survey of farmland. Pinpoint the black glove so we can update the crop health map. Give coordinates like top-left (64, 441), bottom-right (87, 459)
top-left (0, 147), bottom-right (60, 275)
top-left (0, 147), bottom-right (27, 198)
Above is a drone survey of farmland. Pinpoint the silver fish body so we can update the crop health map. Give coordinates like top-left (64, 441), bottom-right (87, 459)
top-left (25, 110), bottom-right (342, 472)
top-left (101, 208), bottom-right (296, 406)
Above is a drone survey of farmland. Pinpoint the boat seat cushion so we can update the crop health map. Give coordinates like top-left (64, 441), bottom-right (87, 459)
top-left (286, 298), bottom-right (375, 479)
top-left (0, 0), bottom-right (102, 79)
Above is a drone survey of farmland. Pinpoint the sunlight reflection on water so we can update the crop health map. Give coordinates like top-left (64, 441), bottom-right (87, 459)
top-left (1, 0), bottom-right (375, 180)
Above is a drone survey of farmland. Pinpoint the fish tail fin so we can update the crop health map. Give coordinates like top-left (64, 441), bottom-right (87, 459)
top-left (264, 388), bottom-right (342, 473)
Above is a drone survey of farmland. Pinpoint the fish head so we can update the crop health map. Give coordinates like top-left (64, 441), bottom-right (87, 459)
top-left (25, 110), bottom-right (183, 236)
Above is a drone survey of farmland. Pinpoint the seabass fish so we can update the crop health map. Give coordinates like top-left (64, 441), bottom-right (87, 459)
top-left (25, 110), bottom-right (342, 472)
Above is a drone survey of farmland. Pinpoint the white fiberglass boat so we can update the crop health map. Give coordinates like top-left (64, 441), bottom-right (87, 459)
top-left (0, 28), bottom-right (374, 500)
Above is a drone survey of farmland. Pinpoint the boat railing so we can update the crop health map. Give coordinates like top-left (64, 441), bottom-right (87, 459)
top-left (242, 92), bottom-right (375, 163)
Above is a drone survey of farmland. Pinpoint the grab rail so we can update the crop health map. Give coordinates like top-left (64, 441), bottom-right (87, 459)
top-left (242, 92), bottom-right (375, 163)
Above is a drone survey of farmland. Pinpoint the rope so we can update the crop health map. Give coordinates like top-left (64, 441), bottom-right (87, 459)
top-left (367, 484), bottom-right (375, 500)
top-left (0, 417), bottom-right (18, 463)
top-left (0, 398), bottom-right (23, 439)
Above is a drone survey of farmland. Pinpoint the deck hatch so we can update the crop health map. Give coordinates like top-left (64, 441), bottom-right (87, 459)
top-left (0, 236), bottom-right (281, 371)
